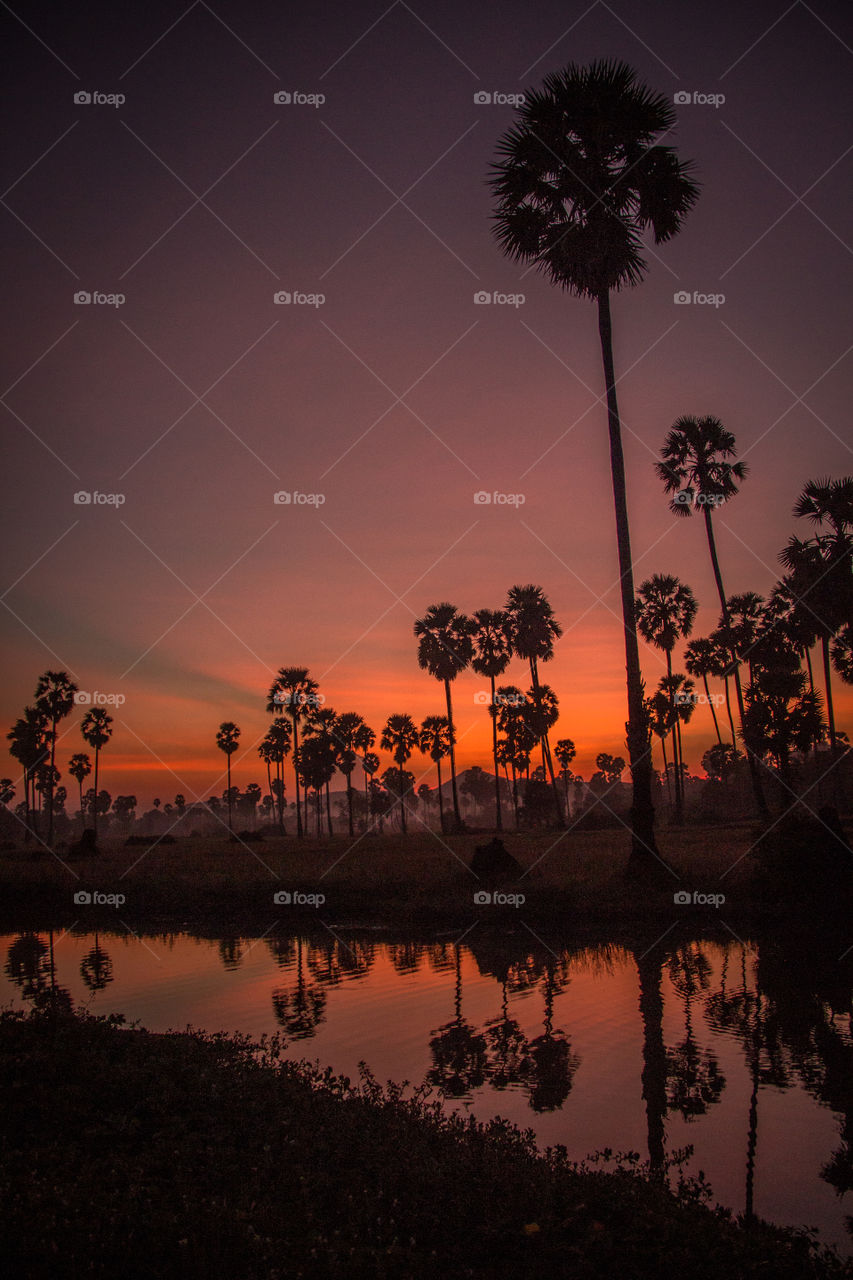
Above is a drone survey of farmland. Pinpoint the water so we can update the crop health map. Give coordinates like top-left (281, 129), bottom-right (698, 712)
top-left (3, 925), bottom-right (851, 1255)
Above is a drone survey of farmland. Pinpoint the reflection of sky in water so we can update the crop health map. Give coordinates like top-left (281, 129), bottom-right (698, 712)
top-left (2, 929), bottom-right (850, 1254)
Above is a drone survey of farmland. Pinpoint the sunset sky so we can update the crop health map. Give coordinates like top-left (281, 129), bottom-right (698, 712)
top-left (2, 0), bottom-right (851, 807)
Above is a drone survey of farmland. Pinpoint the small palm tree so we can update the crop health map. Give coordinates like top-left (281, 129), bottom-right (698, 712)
top-left (7, 707), bottom-right (50, 841)
top-left (34, 670), bottom-right (78, 846)
top-left (419, 715), bottom-right (454, 833)
top-left (491, 60), bottom-right (698, 869)
top-left (504, 585), bottom-right (564, 826)
top-left (333, 712), bottom-right (371, 837)
top-left (267, 667), bottom-right (319, 838)
top-left (635, 574), bottom-right (697, 820)
top-left (215, 721), bottom-right (241, 834)
top-left (302, 707), bottom-right (339, 836)
top-left (380, 714), bottom-right (420, 835)
top-left (413, 604), bottom-right (473, 831)
top-left (68, 752), bottom-right (92, 830)
top-left (554, 738), bottom-right (576, 817)
top-left (684, 637), bottom-right (724, 745)
top-left (470, 608), bottom-right (514, 831)
top-left (362, 751), bottom-right (379, 827)
top-left (656, 415), bottom-right (768, 818)
top-left (80, 708), bottom-right (113, 838)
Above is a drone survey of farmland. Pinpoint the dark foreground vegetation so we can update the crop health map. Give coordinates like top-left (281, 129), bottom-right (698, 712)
top-left (1, 1007), bottom-right (850, 1279)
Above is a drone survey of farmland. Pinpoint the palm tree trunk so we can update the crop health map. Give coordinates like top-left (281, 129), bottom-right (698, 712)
top-left (723, 674), bottom-right (737, 746)
top-left (821, 635), bottom-right (837, 754)
top-left (47, 720), bottom-right (57, 847)
top-left (666, 649), bottom-right (683, 821)
top-left (702, 506), bottom-right (769, 820)
top-left (92, 747), bottom-right (100, 839)
top-left (291, 712), bottom-right (303, 838)
top-left (660, 733), bottom-right (672, 804)
top-left (436, 756), bottom-right (444, 831)
top-left (703, 674), bottom-right (723, 744)
top-left (227, 754), bottom-right (233, 834)
top-left (399, 762), bottom-right (408, 836)
top-left (444, 680), bottom-right (462, 830)
top-left (597, 290), bottom-right (660, 868)
top-left (346, 771), bottom-right (354, 837)
top-left (510, 760), bottom-right (519, 828)
top-left (528, 658), bottom-right (564, 827)
top-left (325, 779), bottom-right (333, 836)
top-left (490, 676), bottom-right (502, 832)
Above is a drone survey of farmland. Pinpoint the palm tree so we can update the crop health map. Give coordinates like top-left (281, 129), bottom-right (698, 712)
top-left (302, 706), bottom-right (339, 835)
top-left (491, 60), bottom-right (698, 868)
top-left (495, 686), bottom-right (535, 829)
top-left (635, 574), bottom-right (697, 820)
top-left (80, 708), bottom-right (113, 838)
top-left (296, 735), bottom-right (336, 836)
top-left (7, 707), bottom-right (50, 841)
top-left (470, 608), bottom-right (513, 831)
top-left (267, 667), bottom-right (319, 838)
top-left (68, 753), bottom-right (91, 830)
top-left (34, 671), bottom-right (78, 847)
top-left (645, 691), bottom-right (674, 804)
top-left (832, 624), bottom-right (853, 685)
top-left (504, 585), bottom-right (564, 826)
top-left (380, 714), bottom-right (419, 835)
top-left (413, 604), bottom-right (473, 831)
top-left (215, 721), bottom-right (241, 834)
top-left (659, 673), bottom-right (696, 803)
top-left (725, 593), bottom-right (765, 687)
top-left (419, 715), bottom-right (453, 833)
top-left (362, 750), bottom-right (379, 828)
top-left (684, 637), bottom-right (724, 744)
top-left (332, 712), bottom-right (371, 837)
top-left (656, 416), bottom-right (769, 818)
top-left (554, 738), bottom-right (576, 817)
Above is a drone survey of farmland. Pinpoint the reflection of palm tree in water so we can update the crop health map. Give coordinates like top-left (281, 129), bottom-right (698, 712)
top-left (634, 944), bottom-right (668, 1177)
top-left (524, 959), bottom-right (579, 1113)
top-left (705, 944), bottom-right (790, 1222)
top-left (272, 937), bottom-right (327, 1040)
top-left (665, 944), bottom-right (726, 1122)
top-left (80, 933), bottom-right (114, 994)
top-left (427, 944), bottom-right (488, 1099)
top-left (482, 971), bottom-right (532, 1091)
top-left (307, 937), bottom-right (374, 986)
top-left (5, 930), bottom-right (73, 1014)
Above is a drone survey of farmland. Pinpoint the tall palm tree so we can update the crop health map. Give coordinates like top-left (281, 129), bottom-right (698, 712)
top-left (7, 707), bottom-right (50, 842)
top-left (80, 708), bottom-right (113, 839)
top-left (332, 712), bottom-right (370, 837)
top-left (635, 574), bottom-right (697, 819)
top-left (491, 60), bottom-right (698, 868)
top-left (215, 721), bottom-right (241, 834)
top-left (504, 585), bottom-right (564, 826)
top-left (495, 686), bottom-right (535, 829)
top-left (267, 667), bottom-right (319, 838)
top-left (554, 738), bottom-right (576, 817)
top-left (656, 415), bottom-right (768, 818)
top-left (725, 593), bottom-right (765, 687)
top-left (470, 608), bottom-right (514, 831)
top-left (419, 715), bottom-right (453, 833)
top-left (68, 753), bottom-right (91, 831)
top-left (362, 750), bottom-right (379, 827)
top-left (684, 637), bottom-right (724, 745)
top-left (34, 671), bottom-right (78, 847)
top-left (303, 707), bottom-right (339, 836)
top-left (645, 691), bottom-right (674, 804)
top-left (413, 604), bottom-right (473, 831)
top-left (260, 719), bottom-right (291, 832)
top-left (380, 714), bottom-right (419, 835)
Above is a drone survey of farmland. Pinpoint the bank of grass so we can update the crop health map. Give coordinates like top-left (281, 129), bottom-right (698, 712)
top-left (1, 1006), bottom-right (848, 1280)
top-left (0, 824), bottom-right (760, 928)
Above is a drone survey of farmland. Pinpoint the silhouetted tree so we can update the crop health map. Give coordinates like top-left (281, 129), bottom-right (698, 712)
top-left (80, 708), bottom-right (113, 839)
top-left (34, 670), bottom-right (77, 846)
top-left (414, 604), bottom-right (473, 831)
top-left (470, 608), bottom-right (514, 831)
top-left (215, 721), bottom-right (241, 834)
